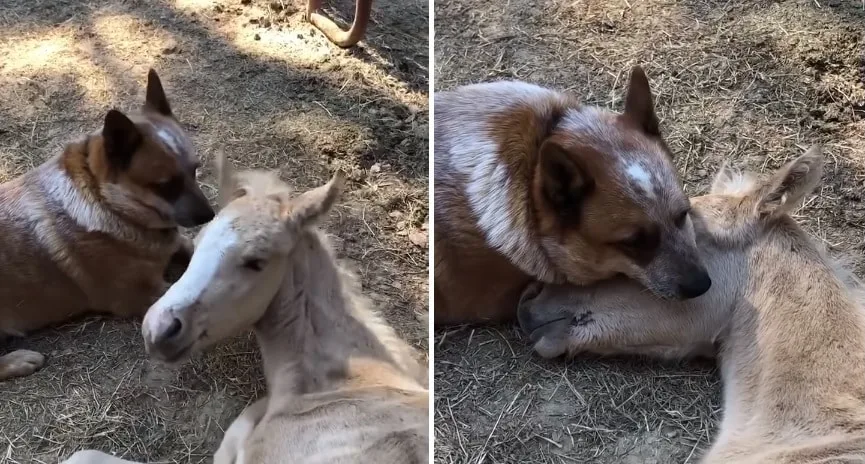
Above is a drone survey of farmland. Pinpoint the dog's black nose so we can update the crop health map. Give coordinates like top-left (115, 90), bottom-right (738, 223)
top-left (193, 207), bottom-right (215, 225)
top-left (677, 271), bottom-right (712, 299)
top-left (178, 207), bottom-right (215, 227)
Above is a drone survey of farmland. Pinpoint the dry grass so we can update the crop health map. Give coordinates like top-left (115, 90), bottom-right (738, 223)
top-left (434, 0), bottom-right (865, 462)
top-left (0, 0), bottom-right (428, 462)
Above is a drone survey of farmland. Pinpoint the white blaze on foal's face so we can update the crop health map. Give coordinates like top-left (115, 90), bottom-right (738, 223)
top-left (142, 200), bottom-right (287, 362)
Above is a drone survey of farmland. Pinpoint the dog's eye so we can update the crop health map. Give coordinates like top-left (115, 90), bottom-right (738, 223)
top-left (153, 176), bottom-right (184, 202)
top-left (674, 209), bottom-right (690, 228)
top-left (618, 230), bottom-right (647, 249)
top-left (242, 258), bottom-right (265, 271)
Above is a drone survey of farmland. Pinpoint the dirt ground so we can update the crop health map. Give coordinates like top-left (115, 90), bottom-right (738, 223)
top-left (434, 0), bottom-right (865, 462)
top-left (0, 0), bottom-right (428, 462)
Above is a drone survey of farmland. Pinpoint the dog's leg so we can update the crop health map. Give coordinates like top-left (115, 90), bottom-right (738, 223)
top-left (0, 349), bottom-right (45, 381)
top-left (214, 397), bottom-right (269, 464)
top-left (517, 282), bottom-right (722, 361)
top-left (59, 450), bottom-right (142, 464)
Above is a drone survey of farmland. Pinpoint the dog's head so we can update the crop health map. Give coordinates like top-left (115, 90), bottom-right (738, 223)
top-left (88, 69), bottom-right (214, 229)
top-left (532, 66), bottom-right (710, 300)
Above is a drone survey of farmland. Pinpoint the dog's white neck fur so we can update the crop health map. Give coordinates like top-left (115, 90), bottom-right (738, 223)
top-left (446, 82), bottom-right (562, 282)
top-left (40, 156), bottom-right (116, 234)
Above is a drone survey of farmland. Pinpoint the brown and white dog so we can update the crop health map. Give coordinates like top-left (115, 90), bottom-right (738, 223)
top-left (0, 69), bottom-right (214, 381)
top-left (434, 66), bottom-right (711, 325)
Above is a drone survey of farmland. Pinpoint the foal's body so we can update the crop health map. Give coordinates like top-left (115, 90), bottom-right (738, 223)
top-left (63, 160), bottom-right (427, 463)
top-left (519, 148), bottom-right (865, 462)
top-left (212, 230), bottom-right (428, 464)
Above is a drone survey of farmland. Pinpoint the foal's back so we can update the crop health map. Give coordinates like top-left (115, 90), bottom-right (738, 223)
top-left (247, 385), bottom-right (427, 464)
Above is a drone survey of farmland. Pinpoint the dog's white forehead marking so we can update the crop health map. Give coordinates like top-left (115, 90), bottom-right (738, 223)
top-left (624, 162), bottom-right (656, 197)
top-left (151, 122), bottom-right (188, 158)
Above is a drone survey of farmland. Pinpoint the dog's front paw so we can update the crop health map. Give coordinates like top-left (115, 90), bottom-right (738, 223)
top-left (0, 349), bottom-right (45, 380)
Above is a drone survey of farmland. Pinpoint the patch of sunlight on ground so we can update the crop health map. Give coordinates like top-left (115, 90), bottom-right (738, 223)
top-left (232, 23), bottom-right (334, 66)
top-left (2, 35), bottom-right (75, 74)
top-left (174, 0), bottom-right (220, 10)
top-left (0, 32), bottom-right (113, 103)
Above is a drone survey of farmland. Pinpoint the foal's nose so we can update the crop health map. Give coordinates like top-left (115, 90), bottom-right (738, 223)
top-left (155, 317), bottom-right (183, 343)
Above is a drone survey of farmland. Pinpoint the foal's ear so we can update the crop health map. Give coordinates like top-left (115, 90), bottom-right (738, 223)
top-left (752, 145), bottom-right (823, 219)
top-left (283, 171), bottom-right (345, 228)
top-left (216, 150), bottom-right (246, 208)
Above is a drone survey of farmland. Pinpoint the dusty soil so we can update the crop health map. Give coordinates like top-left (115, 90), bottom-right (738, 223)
top-left (434, 0), bottom-right (865, 462)
top-left (0, 0), bottom-right (428, 462)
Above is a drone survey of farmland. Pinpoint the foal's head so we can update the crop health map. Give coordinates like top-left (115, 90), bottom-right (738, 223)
top-left (142, 153), bottom-right (344, 362)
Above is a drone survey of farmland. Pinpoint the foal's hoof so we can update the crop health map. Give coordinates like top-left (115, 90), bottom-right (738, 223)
top-left (0, 349), bottom-right (45, 380)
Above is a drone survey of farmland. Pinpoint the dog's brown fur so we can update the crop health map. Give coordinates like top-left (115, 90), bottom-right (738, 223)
top-left (434, 66), bottom-right (710, 325)
top-left (0, 70), bottom-right (214, 382)
top-left (519, 147), bottom-right (865, 462)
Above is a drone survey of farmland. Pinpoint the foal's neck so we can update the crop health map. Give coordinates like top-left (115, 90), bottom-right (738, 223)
top-left (722, 235), bottom-right (865, 431)
top-left (253, 230), bottom-right (401, 396)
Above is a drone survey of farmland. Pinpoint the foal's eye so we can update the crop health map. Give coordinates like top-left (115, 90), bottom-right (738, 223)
top-left (242, 258), bottom-right (265, 271)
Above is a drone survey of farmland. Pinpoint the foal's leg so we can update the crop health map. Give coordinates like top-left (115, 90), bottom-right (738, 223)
top-left (60, 450), bottom-right (142, 464)
top-left (517, 281), bottom-right (723, 360)
top-left (0, 349), bottom-right (44, 381)
top-left (214, 397), bottom-right (269, 464)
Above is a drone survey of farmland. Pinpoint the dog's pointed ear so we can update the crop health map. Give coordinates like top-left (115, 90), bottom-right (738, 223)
top-left (623, 65), bottom-right (660, 137)
top-left (536, 140), bottom-right (593, 222)
top-left (281, 171), bottom-right (345, 228)
top-left (752, 145), bottom-right (824, 219)
top-left (102, 109), bottom-right (142, 169)
top-left (144, 69), bottom-right (173, 117)
top-left (216, 150), bottom-right (245, 208)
